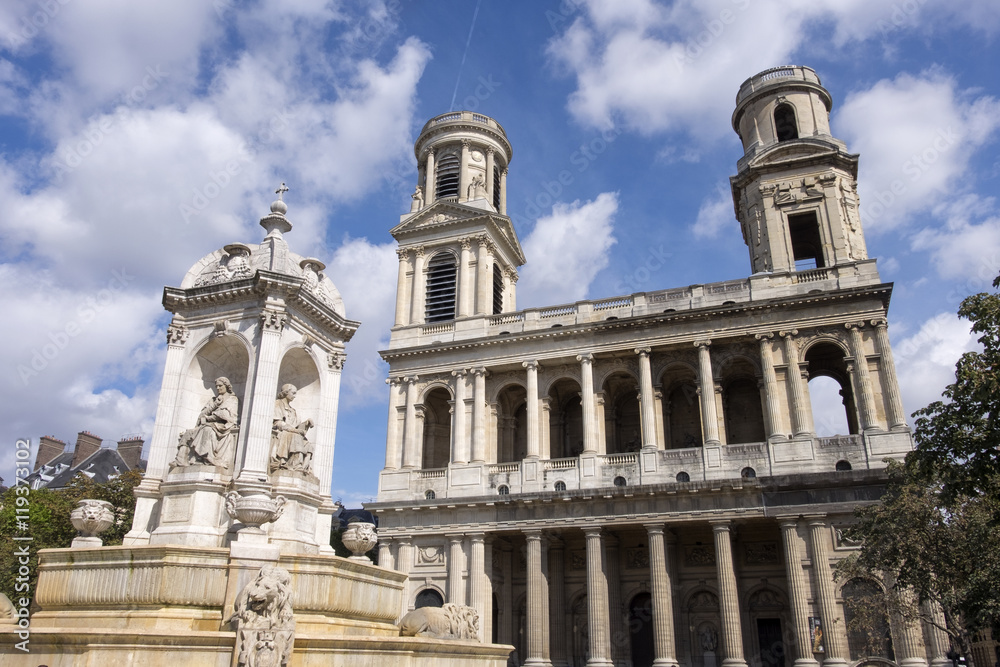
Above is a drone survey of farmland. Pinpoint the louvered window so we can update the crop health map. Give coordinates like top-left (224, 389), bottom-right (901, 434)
top-left (492, 165), bottom-right (502, 210)
top-left (492, 263), bottom-right (504, 314)
top-left (425, 253), bottom-right (457, 322)
top-left (435, 153), bottom-right (460, 200)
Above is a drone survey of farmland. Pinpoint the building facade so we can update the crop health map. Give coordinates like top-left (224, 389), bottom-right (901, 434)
top-left (367, 67), bottom-right (949, 667)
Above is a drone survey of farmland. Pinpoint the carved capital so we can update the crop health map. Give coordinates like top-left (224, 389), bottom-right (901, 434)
top-left (461, 138), bottom-right (472, 149)
top-left (396, 247), bottom-right (411, 261)
top-left (386, 376), bottom-right (403, 387)
top-left (694, 339), bottom-right (712, 349)
top-left (576, 353), bottom-right (594, 365)
top-left (328, 351), bottom-right (346, 371)
top-left (503, 267), bottom-right (518, 283)
top-left (413, 245), bottom-right (426, 259)
top-left (472, 367), bottom-right (488, 378)
top-left (870, 317), bottom-right (888, 330)
top-left (485, 146), bottom-right (495, 156)
top-left (522, 360), bottom-right (539, 371)
top-left (845, 321), bottom-right (866, 332)
top-left (261, 309), bottom-right (287, 332)
top-left (451, 368), bottom-right (468, 379)
top-left (778, 329), bottom-right (799, 339)
top-left (425, 147), bottom-right (435, 159)
top-left (460, 237), bottom-right (473, 250)
top-left (634, 346), bottom-right (651, 357)
top-left (501, 167), bottom-right (508, 177)
top-left (754, 332), bottom-right (774, 341)
top-left (403, 375), bottom-right (420, 385)
top-left (166, 324), bottom-right (189, 346)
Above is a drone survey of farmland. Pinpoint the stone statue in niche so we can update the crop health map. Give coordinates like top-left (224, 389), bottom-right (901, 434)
top-left (399, 603), bottom-right (480, 640)
top-left (173, 377), bottom-right (239, 469)
top-left (468, 173), bottom-right (487, 200)
top-left (410, 185), bottom-right (424, 212)
top-left (230, 564), bottom-right (295, 667)
top-left (270, 384), bottom-right (315, 473)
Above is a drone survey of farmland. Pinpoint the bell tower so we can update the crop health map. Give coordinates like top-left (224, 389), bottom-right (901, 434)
top-left (730, 66), bottom-right (871, 277)
top-left (388, 111), bottom-right (524, 339)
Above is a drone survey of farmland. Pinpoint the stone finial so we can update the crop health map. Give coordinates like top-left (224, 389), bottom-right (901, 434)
top-left (260, 183), bottom-right (292, 236)
top-left (70, 499), bottom-right (115, 548)
top-left (225, 491), bottom-right (286, 534)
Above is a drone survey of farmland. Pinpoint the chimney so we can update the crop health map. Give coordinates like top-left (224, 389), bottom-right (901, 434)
top-left (72, 431), bottom-right (103, 467)
top-left (116, 435), bottom-right (144, 470)
top-left (35, 435), bottom-right (67, 471)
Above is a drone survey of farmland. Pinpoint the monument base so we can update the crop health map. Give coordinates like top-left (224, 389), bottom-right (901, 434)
top-left (0, 545), bottom-right (511, 666)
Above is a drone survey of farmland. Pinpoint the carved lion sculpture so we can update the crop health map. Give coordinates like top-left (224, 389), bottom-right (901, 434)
top-left (399, 603), bottom-right (480, 641)
top-left (230, 565), bottom-right (295, 667)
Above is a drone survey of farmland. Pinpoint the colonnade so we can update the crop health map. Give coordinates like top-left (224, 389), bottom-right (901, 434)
top-left (382, 325), bottom-right (906, 472)
top-left (378, 514), bottom-right (939, 667)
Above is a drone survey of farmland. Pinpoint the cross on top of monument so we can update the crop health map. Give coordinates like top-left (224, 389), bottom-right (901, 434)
top-left (275, 182), bottom-right (289, 201)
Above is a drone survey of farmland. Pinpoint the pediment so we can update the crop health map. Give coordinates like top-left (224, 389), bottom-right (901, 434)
top-left (391, 201), bottom-right (526, 266)
top-left (749, 140), bottom-right (838, 168)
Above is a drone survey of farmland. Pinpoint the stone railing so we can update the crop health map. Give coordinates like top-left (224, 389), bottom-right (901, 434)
top-left (418, 468), bottom-right (446, 479)
top-left (420, 110), bottom-right (508, 138)
top-left (488, 462), bottom-right (520, 474)
top-left (544, 457), bottom-right (578, 470)
top-left (602, 452), bottom-right (638, 466)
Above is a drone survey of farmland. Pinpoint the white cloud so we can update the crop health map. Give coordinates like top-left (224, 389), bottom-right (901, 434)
top-left (893, 312), bottom-right (979, 421)
top-left (325, 237), bottom-right (399, 406)
top-left (692, 182), bottom-right (733, 239)
top-left (546, 1), bottom-right (1000, 140)
top-left (518, 192), bottom-right (619, 307)
top-left (835, 70), bottom-right (1000, 232)
top-left (908, 194), bottom-right (1000, 283)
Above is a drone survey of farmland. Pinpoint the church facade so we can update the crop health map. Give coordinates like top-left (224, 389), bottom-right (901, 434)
top-left (367, 67), bottom-right (949, 667)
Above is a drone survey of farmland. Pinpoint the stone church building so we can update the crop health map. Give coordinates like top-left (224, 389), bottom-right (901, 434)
top-left (367, 67), bottom-right (950, 667)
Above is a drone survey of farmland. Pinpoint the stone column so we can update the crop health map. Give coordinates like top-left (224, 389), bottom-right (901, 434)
top-left (397, 538), bottom-right (415, 616)
top-left (384, 377), bottom-right (404, 469)
top-left (458, 238), bottom-right (473, 318)
top-left (781, 330), bottom-right (814, 437)
top-left (525, 360), bottom-right (540, 458)
top-left (712, 521), bottom-right (747, 667)
top-left (409, 246), bottom-right (427, 326)
top-left (605, 534), bottom-right (626, 665)
top-left (471, 367), bottom-right (488, 463)
top-left (807, 518), bottom-right (849, 667)
top-left (524, 529), bottom-right (552, 667)
top-left (377, 538), bottom-right (395, 570)
top-left (500, 168), bottom-right (508, 215)
top-left (846, 323), bottom-right (879, 431)
top-left (459, 139), bottom-right (471, 203)
top-left (447, 534), bottom-right (466, 605)
top-left (540, 398), bottom-right (552, 459)
top-left (476, 236), bottom-right (492, 315)
top-left (238, 308), bottom-right (286, 484)
top-left (549, 538), bottom-right (569, 667)
top-left (402, 376), bottom-right (420, 468)
top-left (584, 528), bottom-right (614, 666)
top-left (425, 149), bottom-right (436, 205)
top-left (507, 269), bottom-right (518, 311)
top-left (486, 147), bottom-right (496, 203)
top-left (394, 248), bottom-right (411, 327)
top-left (892, 598), bottom-right (929, 667)
top-left (871, 318), bottom-right (907, 430)
top-left (779, 519), bottom-right (820, 667)
top-left (578, 354), bottom-right (598, 454)
top-left (696, 341), bottom-right (721, 446)
top-left (636, 347), bottom-right (658, 450)
top-left (922, 603), bottom-right (951, 667)
top-left (469, 532), bottom-right (489, 642)
top-left (646, 524), bottom-right (680, 667)
top-left (451, 369), bottom-right (469, 465)
top-left (756, 333), bottom-right (784, 439)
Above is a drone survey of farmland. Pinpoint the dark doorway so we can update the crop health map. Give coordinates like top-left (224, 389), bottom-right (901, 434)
top-left (756, 618), bottom-right (786, 667)
top-left (491, 593), bottom-right (499, 644)
top-left (414, 588), bottom-right (444, 609)
top-left (629, 592), bottom-right (655, 667)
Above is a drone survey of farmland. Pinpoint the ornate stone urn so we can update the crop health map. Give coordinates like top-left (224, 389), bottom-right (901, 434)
top-left (225, 491), bottom-right (286, 534)
top-left (341, 519), bottom-right (378, 561)
top-left (70, 499), bottom-right (115, 548)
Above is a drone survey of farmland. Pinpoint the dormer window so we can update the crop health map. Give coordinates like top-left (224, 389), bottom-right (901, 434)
top-left (774, 103), bottom-right (798, 142)
top-left (425, 253), bottom-right (458, 322)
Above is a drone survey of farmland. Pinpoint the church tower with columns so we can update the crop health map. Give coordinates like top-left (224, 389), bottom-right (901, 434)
top-left (369, 70), bottom-right (944, 667)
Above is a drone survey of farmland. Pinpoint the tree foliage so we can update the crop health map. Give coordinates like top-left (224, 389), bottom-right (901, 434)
top-left (0, 469), bottom-right (143, 604)
top-left (836, 275), bottom-right (1000, 667)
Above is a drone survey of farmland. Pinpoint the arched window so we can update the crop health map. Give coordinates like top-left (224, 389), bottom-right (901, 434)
top-left (843, 579), bottom-right (894, 661)
top-left (415, 588), bottom-right (444, 609)
top-left (497, 484), bottom-right (509, 495)
top-left (421, 388), bottom-right (452, 469)
top-left (614, 476), bottom-right (627, 487)
top-left (493, 263), bottom-right (504, 314)
top-left (676, 471), bottom-right (691, 483)
top-left (741, 467), bottom-right (757, 479)
top-left (425, 490), bottom-right (436, 500)
top-left (425, 253), bottom-right (457, 323)
top-left (496, 384), bottom-right (527, 463)
top-left (723, 377), bottom-right (766, 444)
top-left (554, 480), bottom-right (566, 492)
top-left (774, 103), bottom-right (798, 142)
top-left (806, 343), bottom-right (859, 434)
top-left (435, 152), bottom-right (460, 199)
top-left (836, 460), bottom-right (852, 471)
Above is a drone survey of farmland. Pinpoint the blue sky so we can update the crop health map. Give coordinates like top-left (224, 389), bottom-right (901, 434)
top-left (1, 0), bottom-right (998, 505)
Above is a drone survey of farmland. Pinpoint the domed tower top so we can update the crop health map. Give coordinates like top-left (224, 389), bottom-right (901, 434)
top-left (411, 111), bottom-right (513, 214)
top-left (732, 65), bottom-right (844, 159)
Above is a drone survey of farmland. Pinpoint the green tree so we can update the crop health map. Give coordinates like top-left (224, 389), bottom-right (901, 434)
top-left (0, 469), bottom-right (143, 604)
top-left (836, 275), bottom-right (1000, 667)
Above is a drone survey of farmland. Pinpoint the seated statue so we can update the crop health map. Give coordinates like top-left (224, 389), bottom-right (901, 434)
top-left (174, 377), bottom-right (239, 469)
top-left (270, 384), bottom-right (314, 473)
